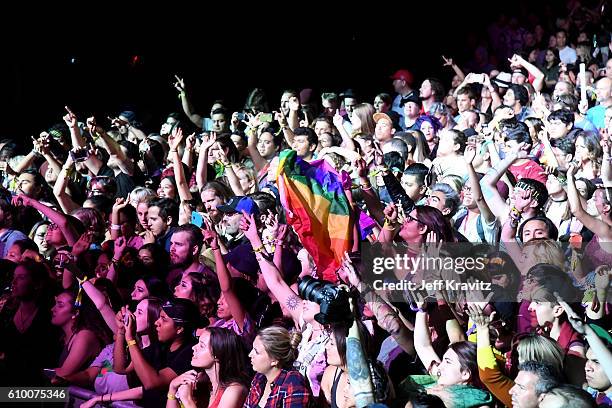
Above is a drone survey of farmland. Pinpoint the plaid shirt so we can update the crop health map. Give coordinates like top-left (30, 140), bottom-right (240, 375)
top-left (243, 369), bottom-right (314, 408)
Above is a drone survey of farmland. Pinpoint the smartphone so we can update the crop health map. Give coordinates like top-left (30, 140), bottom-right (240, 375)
top-left (259, 113), bottom-right (273, 123)
top-left (191, 211), bottom-right (206, 228)
top-left (124, 314), bottom-right (130, 326)
top-left (203, 118), bottom-right (214, 132)
top-left (70, 149), bottom-right (89, 162)
top-left (236, 112), bottom-right (247, 121)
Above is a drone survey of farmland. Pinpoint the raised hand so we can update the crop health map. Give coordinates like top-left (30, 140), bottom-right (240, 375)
top-left (554, 292), bottom-right (586, 334)
top-left (383, 202), bottom-right (399, 224)
top-left (277, 223), bottom-right (289, 243)
top-left (332, 110), bottom-right (344, 129)
top-left (168, 126), bottom-right (184, 151)
top-left (566, 161), bottom-right (579, 179)
top-left (239, 211), bottom-right (261, 243)
top-left (201, 218), bottom-right (219, 249)
top-left (124, 311), bottom-right (136, 341)
top-left (442, 55), bottom-right (454, 67)
top-left (353, 158), bottom-right (368, 178)
top-left (514, 188), bottom-right (533, 212)
top-left (73, 231), bottom-right (94, 257)
top-left (62, 106), bottom-right (78, 128)
top-left (185, 133), bottom-right (196, 151)
top-left (288, 96), bottom-right (300, 112)
top-left (112, 197), bottom-right (129, 214)
top-left (464, 142), bottom-right (477, 165)
top-left (274, 110), bottom-right (288, 127)
top-left (199, 131), bottom-right (217, 152)
top-left (339, 252), bottom-right (361, 288)
top-left (425, 231), bottom-right (442, 258)
top-left (594, 265), bottom-right (612, 292)
top-left (114, 236), bottom-right (127, 259)
top-left (173, 75), bottom-right (185, 93)
top-left (465, 303), bottom-right (496, 330)
top-left (264, 210), bottom-right (280, 236)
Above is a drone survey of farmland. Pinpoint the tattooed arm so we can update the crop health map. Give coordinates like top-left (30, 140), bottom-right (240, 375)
top-left (256, 253), bottom-right (303, 326)
top-left (346, 311), bottom-right (375, 407)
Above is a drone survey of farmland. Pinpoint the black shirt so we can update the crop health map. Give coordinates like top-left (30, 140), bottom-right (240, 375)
top-left (141, 339), bottom-right (196, 408)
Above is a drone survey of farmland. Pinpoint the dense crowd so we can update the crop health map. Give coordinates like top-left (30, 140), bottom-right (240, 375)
top-left (1, 2), bottom-right (612, 407)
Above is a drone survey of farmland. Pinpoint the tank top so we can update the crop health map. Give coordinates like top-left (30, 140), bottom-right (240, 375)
top-left (208, 387), bottom-right (225, 408)
top-left (330, 367), bottom-right (344, 408)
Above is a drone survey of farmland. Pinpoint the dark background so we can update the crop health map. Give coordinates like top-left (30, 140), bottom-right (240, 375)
top-left (0, 1), bottom-right (590, 145)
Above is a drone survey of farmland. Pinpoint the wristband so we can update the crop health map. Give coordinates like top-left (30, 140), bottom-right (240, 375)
top-left (167, 393), bottom-right (176, 400)
top-left (253, 245), bottom-right (265, 253)
top-left (110, 224), bottom-right (122, 230)
top-left (127, 339), bottom-right (137, 347)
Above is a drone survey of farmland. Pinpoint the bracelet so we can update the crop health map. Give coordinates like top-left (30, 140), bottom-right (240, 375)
top-left (210, 246), bottom-right (220, 251)
top-left (253, 245), bottom-right (265, 253)
top-left (167, 393), bottom-right (177, 400)
top-left (110, 224), bottom-right (122, 230)
top-left (169, 149), bottom-right (178, 153)
top-left (127, 339), bottom-right (137, 347)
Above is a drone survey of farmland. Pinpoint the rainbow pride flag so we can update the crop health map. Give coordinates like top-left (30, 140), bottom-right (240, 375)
top-left (276, 150), bottom-right (353, 282)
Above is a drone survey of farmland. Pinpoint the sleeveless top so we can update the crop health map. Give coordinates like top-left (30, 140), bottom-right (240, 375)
top-left (330, 367), bottom-right (344, 408)
top-left (208, 387), bottom-right (225, 408)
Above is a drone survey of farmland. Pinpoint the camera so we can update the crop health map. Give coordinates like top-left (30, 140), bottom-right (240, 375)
top-left (298, 276), bottom-right (352, 325)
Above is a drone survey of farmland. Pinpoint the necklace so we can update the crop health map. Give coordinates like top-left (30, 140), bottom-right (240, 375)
top-left (15, 305), bottom-right (37, 333)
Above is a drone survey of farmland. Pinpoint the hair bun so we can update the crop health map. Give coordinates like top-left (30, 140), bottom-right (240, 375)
top-left (289, 330), bottom-right (302, 350)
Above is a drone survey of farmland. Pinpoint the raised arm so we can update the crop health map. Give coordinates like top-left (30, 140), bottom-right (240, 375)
top-left (195, 132), bottom-right (216, 191)
top-left (13, 194), bottom-right (79, 245)
top-left (168, 128), bottom-right (193, 202)
top-left (63, 108), bottom-right (104, 175)
top-left (205, 221), bottom-right (247, 331)
top-left (174, 76), bottom-right (204, 128)
top-left (465, 143), bottom-right (495, 224)
top-left (567, 163), bottom-right (612, 239)
top-left (601, 139), bottom-right (612, 187)
top-left (332, 111), bottom-right (357, 152)
top-left (51, 149), bottom-right (80, 214)
top-left (123, 311), bottom-right (173, 390)
top-left (511, 54), bottom-right (545, 92)
top-left (287, 96), bottom-right (301, 131)
top-left (414, 305), bottom-right (441, 374)
top-left (90, 118), bottom-right (134, 176)
top-left (240, 212), bottom-right (303, 325)
top-left (275, 111), bottom-right (295, 147)
top-left (480, 150), bottom-right (523, 224)
top-left (442, 56), bottom-right (466, 81)
top-left (340, 253), bottom-right (415, 355)
top-left (245, 116), bottom-right (269, 173)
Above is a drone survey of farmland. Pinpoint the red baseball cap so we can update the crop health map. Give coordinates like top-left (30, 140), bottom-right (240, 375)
top-left (390, 69), bottom-right (414, 84)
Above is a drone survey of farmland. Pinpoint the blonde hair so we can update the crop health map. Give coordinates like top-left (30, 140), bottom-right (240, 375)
top-left (129, 187), bottom-right (157, 206)
top-left (232, 164), bottom-right (258, 194)
top-left (257, 326), bottom-right (302, 369)
top-left (517, 334), bottom-right (564, 377)
top-left (521, 240), bottom-right (564, 269)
